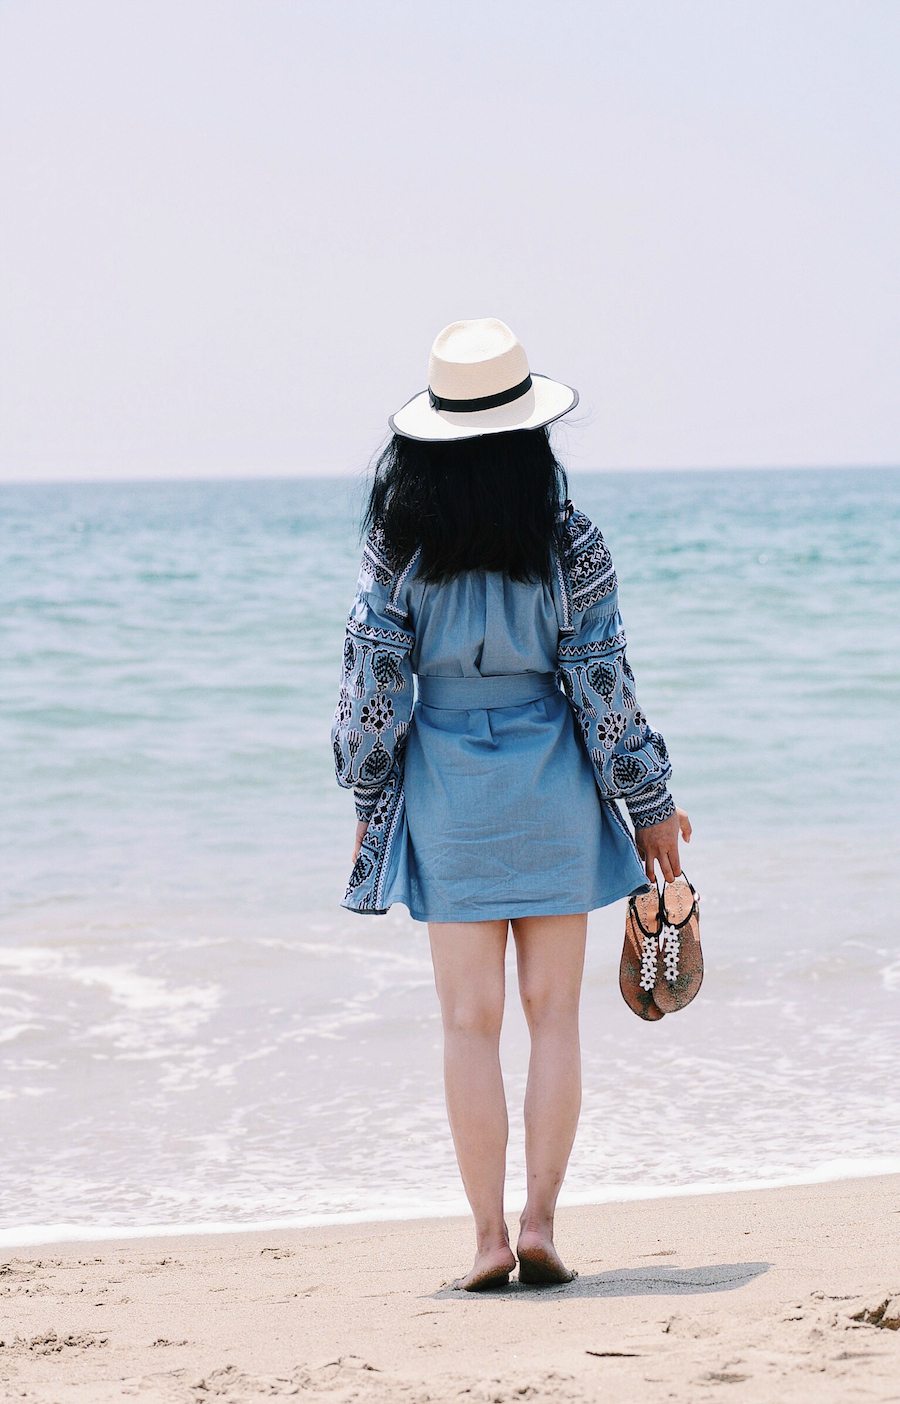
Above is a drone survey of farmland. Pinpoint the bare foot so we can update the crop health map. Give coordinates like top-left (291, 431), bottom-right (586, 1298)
top-left (516, 1228), bottom-right (577, 1285)
top-left (451, 1243), bottom-right (516, 1292)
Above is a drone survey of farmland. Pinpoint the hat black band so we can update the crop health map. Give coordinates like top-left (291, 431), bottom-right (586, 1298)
top-left (427, 373), bottom-right (533, 414)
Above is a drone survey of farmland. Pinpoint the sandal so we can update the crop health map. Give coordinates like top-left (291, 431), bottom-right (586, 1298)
top-left (619, 882), bottom-right (666, 1021)
top-left (653, 873), bottom-right (703, 1013)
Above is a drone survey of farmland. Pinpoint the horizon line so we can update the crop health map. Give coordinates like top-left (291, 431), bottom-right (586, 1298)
top-left (1, 461), bottom-right (897, 489)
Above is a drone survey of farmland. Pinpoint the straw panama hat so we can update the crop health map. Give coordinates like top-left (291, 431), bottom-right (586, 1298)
top-left (389, 317), bottom-right (579, 442)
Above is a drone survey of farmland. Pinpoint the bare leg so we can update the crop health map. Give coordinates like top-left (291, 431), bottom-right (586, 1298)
top-left (428, 918), bottom-right (516, 1290)
top-left (511, 912), bottom-right (587, 1283)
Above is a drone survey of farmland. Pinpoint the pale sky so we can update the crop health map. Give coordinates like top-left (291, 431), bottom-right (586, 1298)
top-left (1, 0), bottom-right (898, 482)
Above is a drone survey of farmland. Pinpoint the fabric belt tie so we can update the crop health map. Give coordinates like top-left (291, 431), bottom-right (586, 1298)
top-left (415, 671), bottom-right (559, 710)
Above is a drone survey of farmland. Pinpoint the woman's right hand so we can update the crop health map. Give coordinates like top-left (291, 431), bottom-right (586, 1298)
top-left (635, 807), bottom-right (692, 883)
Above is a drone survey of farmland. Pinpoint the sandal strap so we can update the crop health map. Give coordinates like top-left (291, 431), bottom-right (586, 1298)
top-left (628, 888), bottom-right (662, 940)
top-left (661, 877), bottom-right (698, 929)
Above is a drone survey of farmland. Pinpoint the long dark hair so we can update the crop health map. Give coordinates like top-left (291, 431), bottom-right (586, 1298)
top-left (361, 426), bottom-right (570, 585)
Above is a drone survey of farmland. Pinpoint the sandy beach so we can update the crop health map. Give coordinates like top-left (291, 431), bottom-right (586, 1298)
top-left (1, 1174), bottom-right (897, 1402)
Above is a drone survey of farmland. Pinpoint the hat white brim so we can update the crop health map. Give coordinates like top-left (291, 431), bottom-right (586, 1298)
top-left (388, 374), bottom-right (579, 442)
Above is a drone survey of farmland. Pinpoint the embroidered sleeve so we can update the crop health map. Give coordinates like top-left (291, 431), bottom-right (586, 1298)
top-left (557, 504), bottom-right (619, 612)
top-left (556, 512), bottom-right (675, 829)
top-left (330, 529), bottom-right (416, 823)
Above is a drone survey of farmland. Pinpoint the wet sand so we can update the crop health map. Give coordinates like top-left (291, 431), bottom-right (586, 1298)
top-left (1, 1174), bottom-right (898, 1402)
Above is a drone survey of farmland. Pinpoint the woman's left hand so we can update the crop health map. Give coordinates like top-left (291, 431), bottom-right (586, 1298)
top-left (353, 819), bottom-right (369, 862)
top-left (635, 806), bottom-right (691, 883)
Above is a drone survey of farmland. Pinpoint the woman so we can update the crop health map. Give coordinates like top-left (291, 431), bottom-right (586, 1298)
top-left (331, 318), bottom-right (691, 1291)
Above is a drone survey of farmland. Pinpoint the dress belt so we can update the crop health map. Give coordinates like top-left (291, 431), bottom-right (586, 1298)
top-left (415, 670), bottom-right (559, 710)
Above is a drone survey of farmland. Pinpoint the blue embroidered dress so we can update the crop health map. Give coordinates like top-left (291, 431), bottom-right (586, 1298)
top-left (330, 501), bottom-right (675, 921)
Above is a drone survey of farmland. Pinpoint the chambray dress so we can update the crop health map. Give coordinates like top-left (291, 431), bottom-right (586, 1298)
top-left (400, 568), bottom-right (644, 923)
top-left (331, 506), bottom-right (674, 922)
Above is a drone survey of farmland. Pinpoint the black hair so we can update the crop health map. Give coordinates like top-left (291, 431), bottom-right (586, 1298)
top-left (361, 426), bottom-right (570, 585)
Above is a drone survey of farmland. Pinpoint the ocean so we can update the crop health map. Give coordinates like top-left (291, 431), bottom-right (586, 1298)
top-left (1, 465), bottom-right (898, 1245)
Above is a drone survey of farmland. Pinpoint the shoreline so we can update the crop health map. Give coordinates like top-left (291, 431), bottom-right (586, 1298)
top-left (1, 1174), bottom-right (898, 1402)
top-left (3, 1155), bottom-right (900, 1251)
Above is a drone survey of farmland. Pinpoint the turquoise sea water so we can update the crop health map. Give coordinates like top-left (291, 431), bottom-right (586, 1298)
top-left (1, 466), bottom-right (898, 1242)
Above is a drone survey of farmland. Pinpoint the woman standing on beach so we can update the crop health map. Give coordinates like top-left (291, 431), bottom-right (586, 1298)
top-left (331, 319), bottom-right (690, 1291)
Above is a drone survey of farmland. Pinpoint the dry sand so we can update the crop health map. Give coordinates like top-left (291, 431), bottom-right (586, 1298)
top-left (1, 1174), bottom-right (898, 1402)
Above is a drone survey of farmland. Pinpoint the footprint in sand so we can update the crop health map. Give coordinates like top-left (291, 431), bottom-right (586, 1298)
top-left (849, 1296), bottom-right (900, 1330)
top-left (0, 1330), bottom-right (108, 1356)
top-left (0, 1264), bottom-right (51, 1299)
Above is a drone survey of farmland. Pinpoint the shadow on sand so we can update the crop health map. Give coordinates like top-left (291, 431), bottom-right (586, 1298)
top-left (433, 1260), bottom-right (771, 1300)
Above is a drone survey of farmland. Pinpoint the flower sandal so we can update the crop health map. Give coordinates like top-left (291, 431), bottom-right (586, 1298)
top-left (619, 882), bottom-right (666, 1021)
top-left (652, 873), bottom-right (703, 1014)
